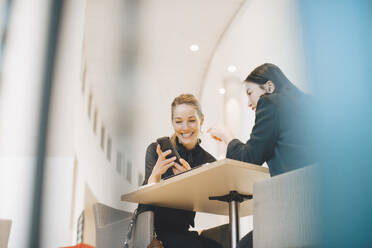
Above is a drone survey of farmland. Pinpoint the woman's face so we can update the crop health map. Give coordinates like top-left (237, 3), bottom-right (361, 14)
top-left (172, 104), bottom-right (203, 150)
top-left (244, 81), bottom-right (267, 111)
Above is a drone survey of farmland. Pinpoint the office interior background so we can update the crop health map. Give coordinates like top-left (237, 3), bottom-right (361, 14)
top-left (0, 0), bottom-right (371, 247)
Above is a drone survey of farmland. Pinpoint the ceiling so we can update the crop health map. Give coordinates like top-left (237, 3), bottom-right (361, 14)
top-left (82, 0), bottom-right (246, 143)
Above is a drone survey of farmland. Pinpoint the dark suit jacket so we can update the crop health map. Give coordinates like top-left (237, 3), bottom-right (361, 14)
top-left (227, 86), bottom-right (315, 176)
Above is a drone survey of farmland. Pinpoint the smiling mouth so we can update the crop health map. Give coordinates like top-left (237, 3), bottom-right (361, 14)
top-left (181, 132), bottom-right (193, 138)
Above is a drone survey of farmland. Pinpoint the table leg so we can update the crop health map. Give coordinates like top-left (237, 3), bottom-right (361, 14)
top-left (208, 191), bottom-right (252, 248)
top-left (229, 200), bottom-right (240, 248)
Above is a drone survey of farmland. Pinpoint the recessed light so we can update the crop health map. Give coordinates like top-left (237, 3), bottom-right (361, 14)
top-left (227, 65), bottom-right (237, 72)
top-left (189, 44), bottom-right (199, 52)
top-left (219, 88), bottom-right (226, 95)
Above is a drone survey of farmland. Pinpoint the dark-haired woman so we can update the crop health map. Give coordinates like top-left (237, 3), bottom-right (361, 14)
top-left (208, 63), bottom-right (315, 247)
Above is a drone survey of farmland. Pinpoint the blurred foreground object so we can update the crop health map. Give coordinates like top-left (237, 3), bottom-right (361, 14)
top-left (299, 1), bottom-right (372, 247)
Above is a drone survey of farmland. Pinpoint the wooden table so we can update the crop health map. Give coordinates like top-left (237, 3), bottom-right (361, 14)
top-left (121, 158), bottom-right (269, 248)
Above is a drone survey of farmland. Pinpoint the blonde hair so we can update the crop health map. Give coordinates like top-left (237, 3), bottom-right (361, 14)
top-left (171, 94), bottom-right (203, 120)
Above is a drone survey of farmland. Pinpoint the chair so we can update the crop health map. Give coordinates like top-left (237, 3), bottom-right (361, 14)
top-left (93, 203), bottom-right (154, 248)
top-left (0, 219), bottom-right (12, 248)
top-left (93, 202), bottom-right (230, 248)
top-left (253, 165), bottom-right (319, 248)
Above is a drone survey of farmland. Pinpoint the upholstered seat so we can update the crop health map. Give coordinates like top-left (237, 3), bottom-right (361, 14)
top-left (253, 166), bottom-right (319, 248)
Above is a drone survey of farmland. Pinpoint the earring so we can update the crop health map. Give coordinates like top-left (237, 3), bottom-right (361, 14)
top-left (267, 86), bottom-right (274, 93)
top-left (265, 82), bottom-right (275, 93)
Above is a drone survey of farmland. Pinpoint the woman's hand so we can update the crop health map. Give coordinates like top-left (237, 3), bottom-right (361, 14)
top-left (148, 145), bottom-right (177, 183)
top-left (207, 125), bottom-right (235, 145)
top-left (171, 158), bottom-right (191, 175)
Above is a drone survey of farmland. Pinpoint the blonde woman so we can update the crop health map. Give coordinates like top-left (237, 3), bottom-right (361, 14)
top-left (139, 94), bottom-right (222, 248)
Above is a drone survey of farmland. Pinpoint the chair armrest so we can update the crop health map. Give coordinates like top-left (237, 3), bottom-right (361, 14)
top-left (95, 217), bottom-right (132, 248)
top-left (93, 202), bottom-right (132, 227)
top-left (133, 211), bottom-right (155, 248)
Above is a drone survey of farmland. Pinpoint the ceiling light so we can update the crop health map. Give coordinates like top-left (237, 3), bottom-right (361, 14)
top-left (189, 44), bottom-right (199, 52)
top-left (219, 88), bottom-right (226, 95)
top-left (227, 65), bottom-right (237, 72)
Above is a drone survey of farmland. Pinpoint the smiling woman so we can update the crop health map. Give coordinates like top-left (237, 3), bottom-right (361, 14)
top-left (138, 94), bottom-right (223, 248)
top-left (171, 94), bottom-right (204, 150)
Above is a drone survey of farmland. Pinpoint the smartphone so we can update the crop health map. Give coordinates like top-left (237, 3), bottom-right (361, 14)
top-left (156, 136), bottom-right (181, 165)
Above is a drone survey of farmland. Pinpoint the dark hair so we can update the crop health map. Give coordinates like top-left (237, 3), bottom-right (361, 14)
top-left (245, 63), bottom-right (294, 91)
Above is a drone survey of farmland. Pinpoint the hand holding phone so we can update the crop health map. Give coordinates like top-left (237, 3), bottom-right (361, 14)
top-left (171, 158), bottom-right (192, 176)
top-left (156, 136), bottom-right (181, 164)
top-left (147, 143), bottom-right (177, 183)
top-left (148, 137), bottom-right (191, 182)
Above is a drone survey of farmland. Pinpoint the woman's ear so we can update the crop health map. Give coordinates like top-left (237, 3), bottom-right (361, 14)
top-left (265, 80), bottom-right (275, 94)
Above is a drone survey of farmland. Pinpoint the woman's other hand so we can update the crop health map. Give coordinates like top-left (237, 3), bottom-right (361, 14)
top-left (172, 158), bottom-right (191, 175)
top-left (207, 125), bottom-right (235, 145)
top-left (148, 144), bottom-right (177, 183)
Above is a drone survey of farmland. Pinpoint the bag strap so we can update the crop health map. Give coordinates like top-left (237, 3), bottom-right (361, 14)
top-left (122, 208), bottom-right (138, 248)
